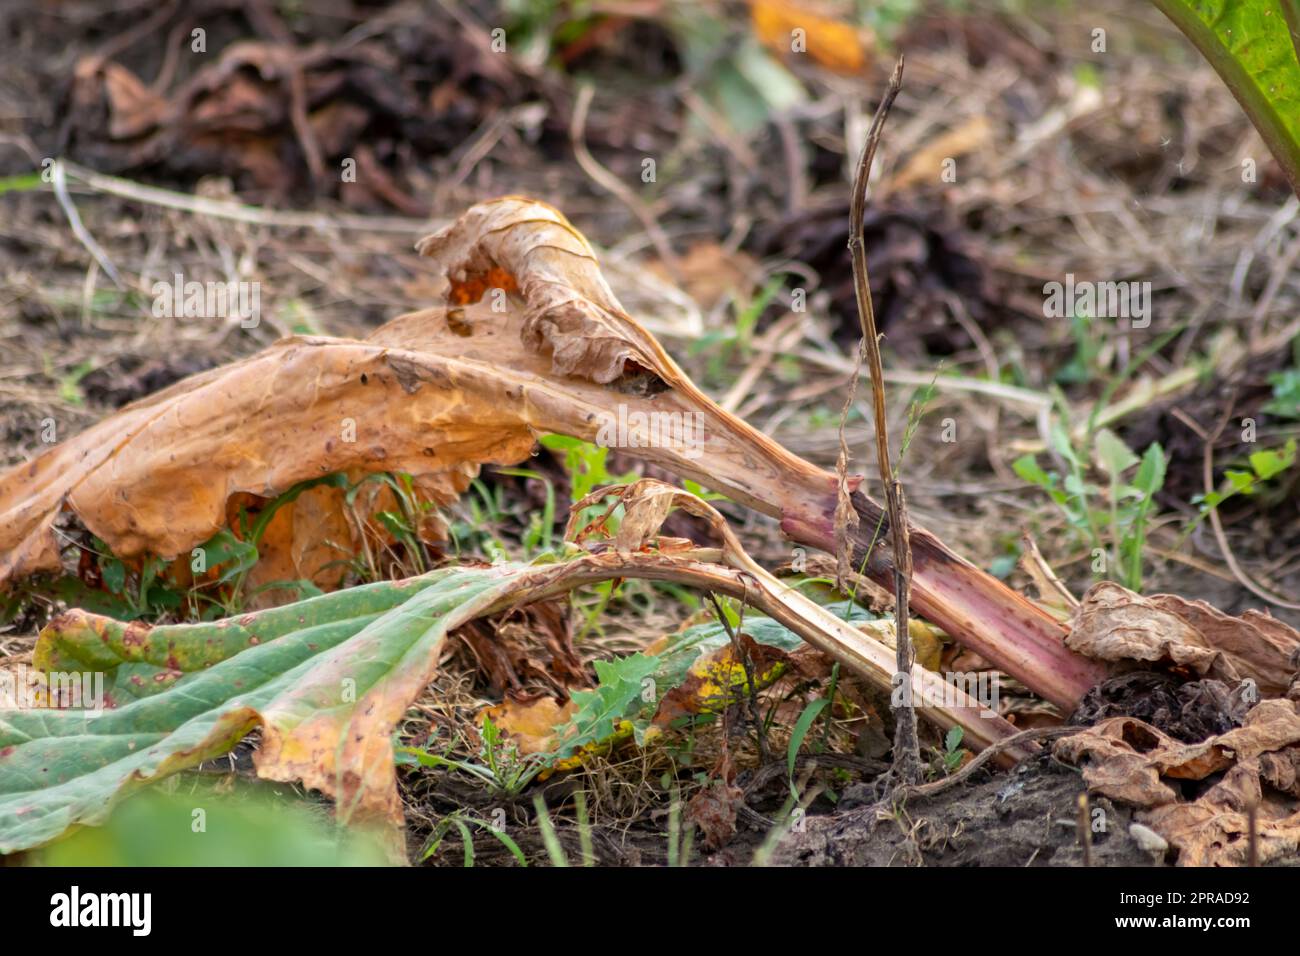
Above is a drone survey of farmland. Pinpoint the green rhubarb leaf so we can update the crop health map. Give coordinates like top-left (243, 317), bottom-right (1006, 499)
top-left (1153, 0), bottom-right (1300, 194)
top-left (4, 556), bottom-right (653, 855)
top-left (0, 571), bottom-right (454, 854)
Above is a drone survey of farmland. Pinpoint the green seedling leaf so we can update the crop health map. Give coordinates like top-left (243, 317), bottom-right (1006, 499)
top-left (1225, 468), bottom-right (1257, 492)
top-left (944, 726), bottom-right (964, 754)
top-left (1249, 437), bottom-right (1297, 480)
top-left (787, 697), bottom-right (831, 796)
top-left (197, 528), bottom-right (260, 586)
top-left (1094, 428), bottom-right (1139, 478)
top-left (1012, 455), bottom-right (1069, 506)
top-left (1133, 443), bottom-right (1168, 498)
top-left (1119, 443), bottom-right (1167, 591)
top-left (99, 556), bottom-right (127, 596)
top-left (1264, 368), bottom-right (1300, 419)
top-left (942, 725), bottom-right (966, 773)
top-left (1049, 423), bottom-right (1082, 467)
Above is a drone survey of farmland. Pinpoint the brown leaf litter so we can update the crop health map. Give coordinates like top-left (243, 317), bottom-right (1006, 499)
top-left (1067, 581), bottom-right (1300, 697)
top-left (65, 10), bottom-right (530, 205)
top-left (1055, 580), bottom-right (1300, 865)
top-left (1056, 699), bottom-right (1300, 866)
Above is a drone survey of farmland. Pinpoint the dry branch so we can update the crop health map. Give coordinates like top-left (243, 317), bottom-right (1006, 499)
top-left (843, 56), bottom-right (920, 783)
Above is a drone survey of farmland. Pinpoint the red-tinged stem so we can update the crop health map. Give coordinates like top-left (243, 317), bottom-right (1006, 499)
top-left (779, 479), bottom-right (1106, 711)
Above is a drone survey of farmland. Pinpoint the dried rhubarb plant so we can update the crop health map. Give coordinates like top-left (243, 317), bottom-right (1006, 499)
top-left (0, 196), bottom-right (1104, 711)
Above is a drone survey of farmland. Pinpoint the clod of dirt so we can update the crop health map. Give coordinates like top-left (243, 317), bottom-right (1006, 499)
top-left (1071, 672), bottom-right (1250, 743)
top-left (750, 199), bottom-right (1000, 358)
top-left (773, 754), bottom-right (1153, 866)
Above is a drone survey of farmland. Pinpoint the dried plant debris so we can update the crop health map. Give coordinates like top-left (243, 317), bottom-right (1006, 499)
top-left (1071, 672), bottom-right (1251, 744)
top-left (0, 196), bottom-right (1099, 709)
top-left (686, 778), bottom-right (747, 851)
top-left (0, 198), bottom-right (782, 600)
top-left (1029, 579), bottom-right (1300, 866)
top-left (752, 198), bottom-right (1000, 357)
top-left (455, 599), bottom-right (588, 700)
top-left (1067, 581), bottom-right (1300, 697)
top-left (59, 7), bottom-right (534, 205)
top-left (485, 593), bottom-right (905, 765)
top-left (1055, 699), bottom-right (1300, 865)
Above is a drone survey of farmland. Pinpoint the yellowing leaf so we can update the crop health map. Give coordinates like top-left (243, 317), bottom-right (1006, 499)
top-left (750, 0), bottom-right (871, 76)
top-left (480, 696), bottom-right (576, 755)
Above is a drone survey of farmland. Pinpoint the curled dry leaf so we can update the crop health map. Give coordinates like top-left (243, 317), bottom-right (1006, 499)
top-left (1055, 699), bottom-right (1300, 865)
top-left (1067, 581), bottom-right (1300, 696)
top-left (564, 478), bottom-right (736, 555)
top-left (0, 196), bottom-right (1101, 710)
top-left (1140, 756), bottom-right (1300, 867)
top-left (687, 779), bottom-right (746, 851)
top-left (0, 332), bottom-right (529, 588)
top-left (415, 197), bottom-right (672, 385)
top-left (1058, 700), bottom-right (1300, 802)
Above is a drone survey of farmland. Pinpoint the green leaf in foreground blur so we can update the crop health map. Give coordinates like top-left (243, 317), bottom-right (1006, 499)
top-left (0, 569), bottom-right (474, 854)
top-left (1153, 0), bottom-right (1300, 195)
top-left (37, 783), bottom-right (391, 866)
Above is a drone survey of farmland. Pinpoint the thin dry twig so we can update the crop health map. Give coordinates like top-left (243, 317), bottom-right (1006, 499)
top-left (839, 726), bottom-right (1077, 827)
top-left (54, 160), bottom-right (435, 233)
top-left (845, 57), bottom-right (917, 784)
top-left (570, 84), bottom-right (683, 280)
top-left (706, 590), bottom-right (769, 762)
top-left (833, 344), bottom-right (864, 593)
top-left (900, 726), bottom-right (1079, 801)
top-left (51, 160), bottom-right (124, 289)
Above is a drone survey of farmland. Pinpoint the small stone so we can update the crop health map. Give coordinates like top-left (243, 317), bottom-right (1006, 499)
top-left (1129, 822), bottom-right (1168, 854)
